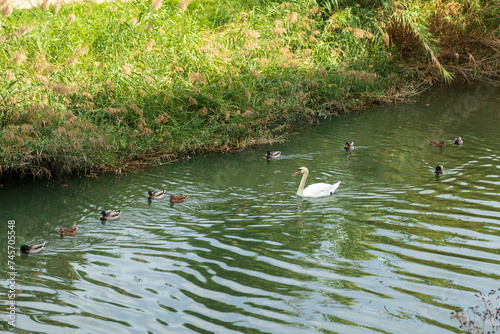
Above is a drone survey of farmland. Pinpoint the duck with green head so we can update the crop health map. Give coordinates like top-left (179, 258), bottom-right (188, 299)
top-left (148, 190), bottom-right (165, 200)
top-left (265, 151), bottom-right (281, 159)
top-left (20, 242), bottom-right (46, 254)
top-left (100, 210), bottom-right (122, 221)
top-left (434, 165), bottom-right (444, 174)
top-left (344, 142), bottom-right (354, 150)
top-left (454, 137), bottom-right (463, 146)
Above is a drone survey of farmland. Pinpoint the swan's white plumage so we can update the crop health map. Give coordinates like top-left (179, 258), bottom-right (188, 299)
top-left (294, 167), bottom-right (341, 198)
top-left (301, 182), bottom-right (341, 197)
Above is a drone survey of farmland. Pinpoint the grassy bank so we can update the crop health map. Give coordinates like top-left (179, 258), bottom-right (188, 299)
top-left (1, 0), bottom-right (498, 179)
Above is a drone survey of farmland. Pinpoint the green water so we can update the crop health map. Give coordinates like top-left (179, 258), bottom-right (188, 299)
top-left (1, 83), bottom-right (500, 334)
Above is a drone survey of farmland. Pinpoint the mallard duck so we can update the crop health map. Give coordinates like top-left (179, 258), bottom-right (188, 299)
top-left (148, 190), bottom-right (165, 200)
top-left (294, 167), bottom-right (341, 198)
top-left (58, 225), bottom-right (78, 236)
top-left (428, 140), bottom-right (445, 147)
top-left (100, 210), bottom-right (122, 221)
top-left (344, 142), bottom-right (354, 150)
top-left (170, 194), bottom-right (188, 203)
top-left (434, 165), bottom-right (444, 174)
top-left (454, 137), bottom-right (463, 146)
top-left (19, 242), bottom-right (46, 254)
top-left (265, 150), bottom-right (281, 159)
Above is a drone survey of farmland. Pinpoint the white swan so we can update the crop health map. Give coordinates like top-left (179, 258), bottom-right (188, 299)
top-left (294, 167), bottom-right (341, 198)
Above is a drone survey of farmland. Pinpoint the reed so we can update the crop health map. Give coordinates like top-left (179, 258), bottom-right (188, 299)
top-left (451, 289), bottom-right (500, 334)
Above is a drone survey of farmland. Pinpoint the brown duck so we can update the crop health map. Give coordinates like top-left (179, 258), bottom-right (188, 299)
top-left (170, 195), bottom-right (188, 203)
top-left (58, 225), bottom-right (78, 236)
top-left (428, 140), bottom-right (445, 147)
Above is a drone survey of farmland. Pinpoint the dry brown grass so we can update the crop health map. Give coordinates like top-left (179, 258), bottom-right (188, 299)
top-left (1, 1), bottom-right (13, 17)
top-left (8, 0), bottom-right (107, 9)
top-left (189, 72), bottom-right (206, 85)
top-left (386, 2), bottom-right (500, 83)
top-left (152, 0), bottom-right (161, 11)
top-left (48, 83), bottom-right (78, 95)
top-left (178, 0), bottom-right (191, 12)
top-left (451, 289), bottom-right (500, 334)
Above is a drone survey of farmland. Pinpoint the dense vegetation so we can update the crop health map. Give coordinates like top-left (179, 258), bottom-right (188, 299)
top-left (1, 0), bottom-right (498, 179)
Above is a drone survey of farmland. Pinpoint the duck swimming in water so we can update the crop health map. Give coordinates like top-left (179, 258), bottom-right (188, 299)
top-left (170, 195), bottom-right (188, 203)
top-left (19, 242), bottom-right (46, 254)
top-left (58, 226), bottom-right (78, 236)
top-left (344, 142), bottom-right (354, 150)
top-left (434, 165), bottom-right (444, 174)
top-left (428, 140), bottom-right (445, 147)
top-left (100, 210), bottom-right (122, 221)
top-left (454, 137), bottom-right (463, 146)
top-left (265, 151), bottom-right (281, 159)
top-left (148, 190), bottom-right (165, 200)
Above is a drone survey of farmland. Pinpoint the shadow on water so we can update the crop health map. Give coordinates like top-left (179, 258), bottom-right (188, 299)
top-left (1, 83), bottom-right (499, 333)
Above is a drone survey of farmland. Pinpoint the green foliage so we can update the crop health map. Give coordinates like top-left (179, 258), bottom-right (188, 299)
top-left (0, 0), bottom-right (497, 178)
top-left (388, 2), bottom-right (454, 82)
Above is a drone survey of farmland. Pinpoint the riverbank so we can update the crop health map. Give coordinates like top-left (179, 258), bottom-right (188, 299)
top-left (1, 0), bottom-right (499, 179)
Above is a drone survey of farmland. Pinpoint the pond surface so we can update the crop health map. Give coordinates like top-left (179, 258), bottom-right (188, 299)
top-left (1, 83), bottom-right (500, 334)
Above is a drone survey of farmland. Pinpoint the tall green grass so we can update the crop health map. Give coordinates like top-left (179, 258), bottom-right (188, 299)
top-left (0, 0), bottom-right (497, 178)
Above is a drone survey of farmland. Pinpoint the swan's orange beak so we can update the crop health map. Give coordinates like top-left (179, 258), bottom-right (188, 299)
top-left (294, 170), bottom-right (301, 175)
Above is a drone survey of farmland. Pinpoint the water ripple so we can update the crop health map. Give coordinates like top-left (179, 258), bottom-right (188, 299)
top-left (2, 85), bottom-right (500, 333)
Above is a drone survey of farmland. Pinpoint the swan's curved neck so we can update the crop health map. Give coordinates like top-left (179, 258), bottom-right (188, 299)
top-left (297, 170), bottom-right (308, 196)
